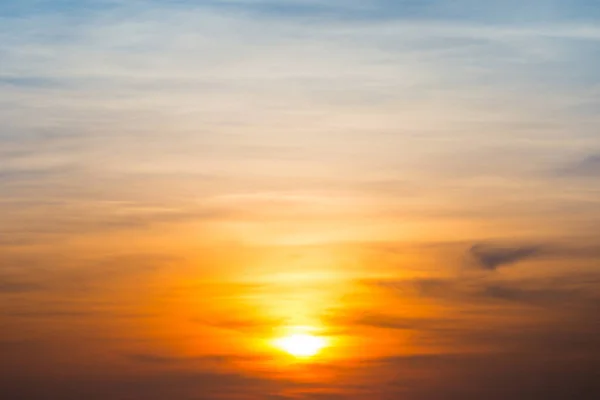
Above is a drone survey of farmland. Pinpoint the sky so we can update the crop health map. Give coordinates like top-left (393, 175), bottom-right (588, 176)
top-left (1, 0), bottom-right (600, 399)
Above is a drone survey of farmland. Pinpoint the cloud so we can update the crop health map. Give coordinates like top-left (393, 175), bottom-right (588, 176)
top-left (558, 153), bottom-right (600, 177)
top-left (0, 279), bottom-right (44, 294)
top-left (365, 350), bottom-right (600, 400)
top-left (0, 369), bottom-right (281, 400)
top-left (197, 314), bottom-right (285, 335)
top-left (0, 2), bottom-right (599, 399)
top-left (375, 273), bottom-right (599, 308)
top-left (1, 0), bottom-right (599, 247)
top-left (468, 242), bottom-right (543, 270)
top-left (126, 353), bottom-right (262, 367)
top-left (328, 310), bottom-right (465, 336)
top-left (0, 252), bottom-right (181, 296)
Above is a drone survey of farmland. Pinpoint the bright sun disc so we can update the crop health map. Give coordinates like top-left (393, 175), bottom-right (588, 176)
top-left (275, 333), bottom-right (326, 358)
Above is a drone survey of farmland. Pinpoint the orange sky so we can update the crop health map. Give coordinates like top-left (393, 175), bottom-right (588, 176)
top-left (1, 0), bottom-right (600, 399)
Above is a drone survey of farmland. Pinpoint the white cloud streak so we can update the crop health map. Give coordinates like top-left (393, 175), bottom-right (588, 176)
top-left (1, 0), bottom-right (599, 243)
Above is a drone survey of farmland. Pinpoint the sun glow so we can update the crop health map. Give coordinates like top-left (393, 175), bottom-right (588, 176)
top-left (274, 333), bottom-right (327, 358)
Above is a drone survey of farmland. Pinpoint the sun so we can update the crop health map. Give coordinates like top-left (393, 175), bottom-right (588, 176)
top-left (274, 333), bottom-right (327, 358)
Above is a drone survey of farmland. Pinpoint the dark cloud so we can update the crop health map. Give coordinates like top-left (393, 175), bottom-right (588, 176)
top-left (2, 354), bottom-right (596, 400)
top-left (333, 272), bottom-right (600, 399)
top-left (332, 311), bottom-right (470, 338)
top-left (128, 353), bottom-right (193, 364)
top-left (469, 242), bottom-right (543, 270)
top-left (0, 369), bottom-right (280, 400)
top-left (2, 273), bottom-right (599, 400)
top-left (480, 284), bottom-right (582, 305)
top-left (126, 353), bottom-right (261, 366)
top-left (373, 272), bottom-right (600, 309)
top-left (3, 310), bottom-right (158, 319)
top-left (363, 351), bottom-right (600, 400)
top-left (1, 238), bottom-right (598, 399)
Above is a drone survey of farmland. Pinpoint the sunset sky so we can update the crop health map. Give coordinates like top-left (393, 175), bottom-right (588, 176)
top-left (1, 0), bottom-right (600, 399)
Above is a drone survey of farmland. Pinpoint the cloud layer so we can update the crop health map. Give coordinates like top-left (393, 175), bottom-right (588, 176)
top-left (1, 1), bottom-right (600, 399)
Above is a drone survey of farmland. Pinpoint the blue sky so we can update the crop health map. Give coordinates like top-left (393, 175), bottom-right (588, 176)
top-left (2, 0), bottom-right (600, 20)
top-left (1, 0), bottom-right (600, 244)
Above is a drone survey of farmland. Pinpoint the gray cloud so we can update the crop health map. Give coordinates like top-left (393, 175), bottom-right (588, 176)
top-left (468, 242), bottom-right (543, 270)
top-left (558, 153), bottom-right (600, 177)
top-left (480, 284), bottom-right (582, 305)
top-left (374, 273), bottom-right (599, 309)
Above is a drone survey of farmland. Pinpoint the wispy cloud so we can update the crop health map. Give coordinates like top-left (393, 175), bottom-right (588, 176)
top-left (1, 0), bottom-right (599, 245)
top-left (1, 3), bottom-right (600, 398)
